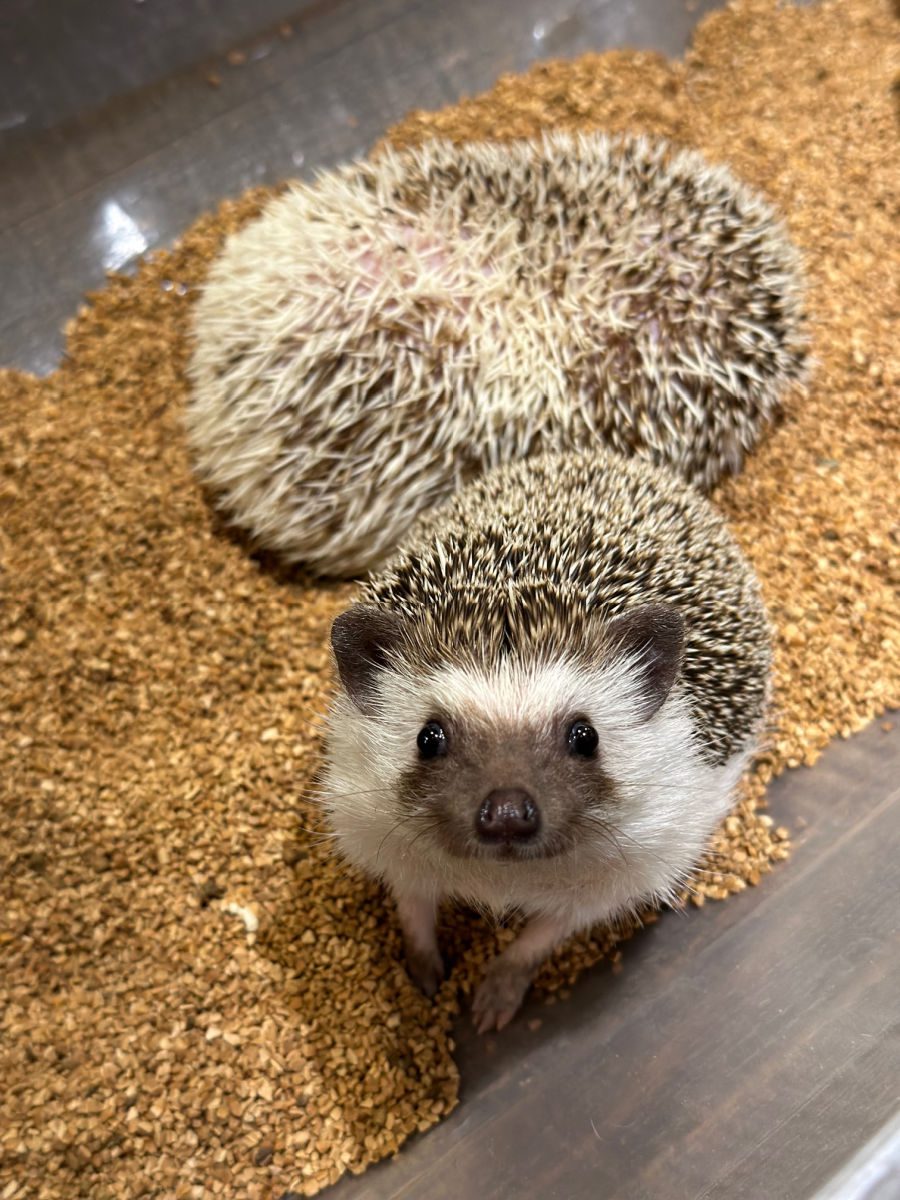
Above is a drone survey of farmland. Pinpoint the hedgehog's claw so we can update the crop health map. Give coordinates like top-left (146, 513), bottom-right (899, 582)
top-left (405, 945), bottom-right (446, 998)
top-left (472, 959), bottom-right (533, 1033)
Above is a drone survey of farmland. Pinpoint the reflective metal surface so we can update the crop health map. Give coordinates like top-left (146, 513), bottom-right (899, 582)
top-left (1, 0), bottom-right (722, 374)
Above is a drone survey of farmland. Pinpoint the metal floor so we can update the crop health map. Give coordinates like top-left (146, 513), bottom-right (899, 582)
top-left (2, 3), bottom-right (898, 1198)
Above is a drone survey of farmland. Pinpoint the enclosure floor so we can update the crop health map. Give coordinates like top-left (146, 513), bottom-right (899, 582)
top-left (2, 1), bottom-right (898, 1198)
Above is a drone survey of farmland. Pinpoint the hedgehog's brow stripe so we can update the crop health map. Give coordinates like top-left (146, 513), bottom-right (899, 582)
top-left (387, 656), bottom-right (650, 735)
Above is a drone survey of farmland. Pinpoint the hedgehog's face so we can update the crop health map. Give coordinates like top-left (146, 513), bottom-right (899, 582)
top-left (390, 702), bottom-right (616, 862)
top-left (326, 603), bottom-right (691, 873)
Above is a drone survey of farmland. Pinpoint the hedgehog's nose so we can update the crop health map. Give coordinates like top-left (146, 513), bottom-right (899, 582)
top-left (476, 788), bottom-right (540, 843)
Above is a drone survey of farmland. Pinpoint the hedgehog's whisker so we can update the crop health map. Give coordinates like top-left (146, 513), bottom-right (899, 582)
top-left (304, 784), bottom-right (395, 804)
top-left (293, 829), bottom-right (340, 851)
top-left (403, 813), bottom-right (444, 857)
top-left (291, 820), bottom-right (332, 838)
top-left (579, 811), bottom-right (683, 876)
top-left (574, 811), bottom-right (631, 869)
top-left (373, 815), bottom-right (413, 866)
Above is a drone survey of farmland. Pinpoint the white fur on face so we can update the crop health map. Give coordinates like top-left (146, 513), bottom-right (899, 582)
top-left (320, 654), bottom-right (755, 931)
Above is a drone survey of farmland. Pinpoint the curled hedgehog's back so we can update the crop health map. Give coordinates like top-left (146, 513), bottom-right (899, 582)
top-left (187, 131), bottom-right (806, 576)
top-left (364, 451), bottom-right (771, 765)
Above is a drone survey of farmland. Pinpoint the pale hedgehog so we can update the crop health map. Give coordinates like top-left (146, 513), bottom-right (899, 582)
top-left (321, 449), bottom-right (772, 1032)
top-left (187, 131), bottom-right (807, 577)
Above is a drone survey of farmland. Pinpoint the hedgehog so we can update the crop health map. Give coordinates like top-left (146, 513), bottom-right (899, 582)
top-left (187, 131), bottom-right (807, 577)
top-left (320, 449), bottom-right (772, 1031)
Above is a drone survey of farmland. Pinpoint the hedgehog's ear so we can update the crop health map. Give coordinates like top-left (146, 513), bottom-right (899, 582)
top-left (605, 603), bottom-right (684, 721)
top-left (331, 604), bottom-right (406, 714)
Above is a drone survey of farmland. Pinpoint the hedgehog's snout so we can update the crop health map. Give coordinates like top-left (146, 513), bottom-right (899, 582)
top-left (475, 788), bottom-right (541, 845)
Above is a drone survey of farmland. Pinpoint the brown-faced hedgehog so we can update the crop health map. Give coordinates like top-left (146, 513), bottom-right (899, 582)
top-left (320, 449), bottom-right (771, 1031)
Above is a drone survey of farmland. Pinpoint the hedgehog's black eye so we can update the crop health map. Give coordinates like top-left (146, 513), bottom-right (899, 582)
top-left (567, 720), bottom-right (599, 758)
top-left (417, 721), bottom-right (448, 760)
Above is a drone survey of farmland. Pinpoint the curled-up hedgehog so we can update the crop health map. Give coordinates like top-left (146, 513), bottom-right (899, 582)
top-left (187, 132), bottom-right (807, 577)
top-left (321, 449), bottom-right (772, 1031)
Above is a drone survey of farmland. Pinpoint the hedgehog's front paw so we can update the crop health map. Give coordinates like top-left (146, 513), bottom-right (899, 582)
top-left (472, 959), bottom-right (533, 1033)
top-left (405, 945), bottom-right (446, 998)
